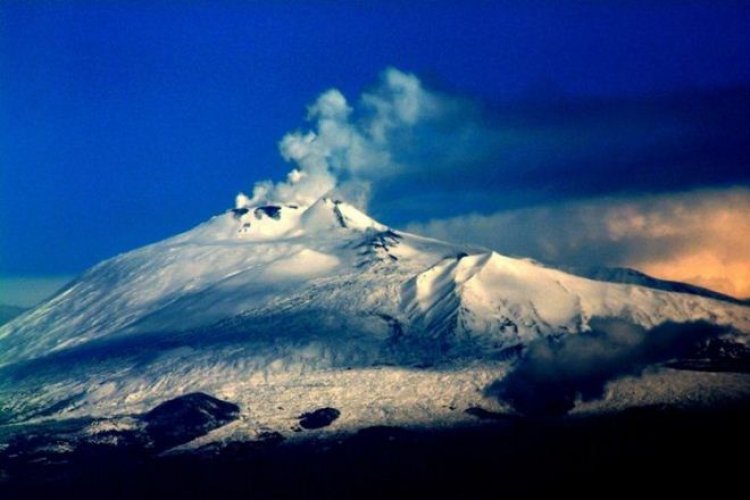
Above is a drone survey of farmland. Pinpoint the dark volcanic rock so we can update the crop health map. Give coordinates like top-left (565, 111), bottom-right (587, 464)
top-left (351, 426), bottom-right (415, 445)
top-left (4, 404), bottom-right (750, 498)
top-left (464, 406), bottom-right (515, 421)
top-left (667, 338), bottom-right (750, 373)
top-left (143, 393), bottom-right (240, 448)
top-left (230, 207), bottom-right (249, 219)
top-left (256, 430), bottom-right (285, 445)
top-left (196, 431), bottom-right (285, 458)
top-left (299, 407), bottom-right (340, 429)
top-left (254, 205), bottom-right (282, 220)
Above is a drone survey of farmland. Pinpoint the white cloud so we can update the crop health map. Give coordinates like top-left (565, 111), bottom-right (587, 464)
top-left (236, 67), bottom-right (443, 209)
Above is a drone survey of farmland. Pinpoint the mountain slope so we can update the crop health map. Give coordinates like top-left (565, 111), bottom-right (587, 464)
top-left (569, 266), bottom-right (745, 304)
top-left (1, 197), bottom-right (749, 437)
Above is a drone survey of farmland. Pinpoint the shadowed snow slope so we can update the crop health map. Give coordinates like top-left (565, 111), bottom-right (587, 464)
top-left (1, 197), bottom-right (749, 434)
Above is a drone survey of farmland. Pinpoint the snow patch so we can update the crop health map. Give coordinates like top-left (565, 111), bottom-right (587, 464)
top-left (262, 249), bottom-right (340, 281)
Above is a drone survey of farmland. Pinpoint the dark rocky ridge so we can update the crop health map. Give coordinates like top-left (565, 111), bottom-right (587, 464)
top-left (572, 266), bottom-right (746, 305)
top-left (2, 402), bottom-right (750, 499)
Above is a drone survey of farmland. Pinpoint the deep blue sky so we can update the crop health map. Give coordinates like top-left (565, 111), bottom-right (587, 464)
top-left (2, 1), bottom-right (750, 277)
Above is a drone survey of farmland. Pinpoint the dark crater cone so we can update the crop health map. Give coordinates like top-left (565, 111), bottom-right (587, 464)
top-left (143, 392), bottom-right (240, 448)
top-left (298, 407), bottom-right (340, 430)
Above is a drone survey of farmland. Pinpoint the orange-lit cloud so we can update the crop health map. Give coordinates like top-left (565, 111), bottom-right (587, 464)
top-left (405, 187), bottom-right (750, 298)
top-left (596, 189), bottom-right (750, 297)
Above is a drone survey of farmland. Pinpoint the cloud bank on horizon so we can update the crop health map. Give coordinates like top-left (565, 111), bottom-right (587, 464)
top-left (406, 188), bottom-right (750, 298)
top-left (236, 68), bottom-right (750, 299)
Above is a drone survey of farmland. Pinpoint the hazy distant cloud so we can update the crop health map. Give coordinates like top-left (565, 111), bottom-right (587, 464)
top-left (373, 85), bottom-right (750, 222)
top-left (0, 276), bottom-right (73, 308)
top-left (404, 188), bottom-right (750, 298)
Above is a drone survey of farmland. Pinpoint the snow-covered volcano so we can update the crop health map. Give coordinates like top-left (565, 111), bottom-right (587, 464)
top-left (1, 197), bottom-right (750, 441)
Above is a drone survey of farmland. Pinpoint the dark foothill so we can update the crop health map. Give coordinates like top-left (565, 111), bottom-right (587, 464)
top-left (298, 407), bottom-right (341, 429)
top-left (143, 392), bottom-right (240, 448)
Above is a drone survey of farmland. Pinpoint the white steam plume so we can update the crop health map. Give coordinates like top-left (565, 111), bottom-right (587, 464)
top-left (237, 68), bottom-right (442, 209)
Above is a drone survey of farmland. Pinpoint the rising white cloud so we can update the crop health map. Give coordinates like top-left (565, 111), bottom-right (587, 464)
top-left (404, 188), bottom-right (750, 298)
top-left (237, 68), bottom-right (443, 209)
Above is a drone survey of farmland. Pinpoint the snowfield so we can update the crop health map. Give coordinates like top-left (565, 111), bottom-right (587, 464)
top-left (1, 196), bottom-right (749, 445)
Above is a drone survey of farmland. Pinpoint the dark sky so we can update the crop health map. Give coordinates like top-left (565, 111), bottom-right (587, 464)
top-left (2, 1), bottom-right (749, 277)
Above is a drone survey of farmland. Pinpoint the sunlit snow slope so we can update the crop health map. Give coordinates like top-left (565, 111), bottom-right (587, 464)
top-left (1, 197), bottom-right (749, 435)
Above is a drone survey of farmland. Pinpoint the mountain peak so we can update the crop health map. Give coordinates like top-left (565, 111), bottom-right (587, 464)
top-left (1, 195), bottom-right (749, 430)
top-left (167, 196), bottom-right (387, 246)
